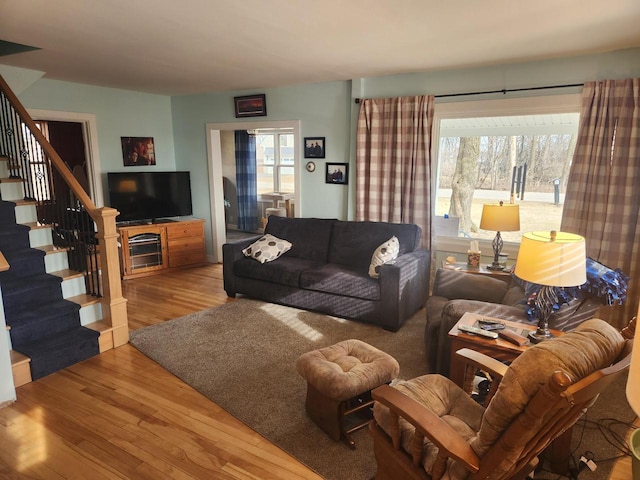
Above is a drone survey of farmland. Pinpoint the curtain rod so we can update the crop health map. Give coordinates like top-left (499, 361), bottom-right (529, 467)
top-left (353, 82), bottom-right (584, 103)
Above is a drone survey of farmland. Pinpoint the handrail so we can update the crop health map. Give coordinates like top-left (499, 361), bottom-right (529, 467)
top-left (0, 73), bottom-right (128, 348)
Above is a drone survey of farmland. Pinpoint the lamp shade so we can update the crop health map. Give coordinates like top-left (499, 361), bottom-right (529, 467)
top-left (627, 303), bottom-right (640, 416)
top-left (515, 231), bottom-right (586, 287)
top-left (479, 203), bottom-right (520, 232)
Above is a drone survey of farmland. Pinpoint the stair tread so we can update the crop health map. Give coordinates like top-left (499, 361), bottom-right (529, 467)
top-left (67, 293), bottom-right (101, 307)
top-left (50, 268), bottom-right (85, 281)
top-left (23, 221), bottom-right (52, 230)
top-left (10, 350), bottom-right (30, 366)
top-left (35, 245), bottom-right (70, 254)
top-left (12, 199), bottom-right (37, 206)
top-left (85, 320), bottom-right (112, 333)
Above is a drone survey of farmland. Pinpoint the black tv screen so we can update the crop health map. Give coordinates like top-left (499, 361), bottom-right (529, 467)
top-left (107, 171), bottom-right (193, 222)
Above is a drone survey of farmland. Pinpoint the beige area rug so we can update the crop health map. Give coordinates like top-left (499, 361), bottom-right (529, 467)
top-left (130, 299), bottom-right (429, 480)
top-left (129, 299), bottom-right (634, 480)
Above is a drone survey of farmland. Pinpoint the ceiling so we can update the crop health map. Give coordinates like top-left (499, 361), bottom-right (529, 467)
top-left (1, 0), bottom-right (640, 96)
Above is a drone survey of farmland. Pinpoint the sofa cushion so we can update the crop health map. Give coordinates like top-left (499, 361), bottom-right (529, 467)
top-left (300, 264), bottom-right (381, 300)
top-left (368, 236), bottom-right (400, 278)
top-left (328, 221), bottom-right (420, 270)
top-left (265, 216), bottom-right (335, 263)
top-left (242, 234), bottom-right (292, 264)
top-left (234, 256), bottom-right (323, 287)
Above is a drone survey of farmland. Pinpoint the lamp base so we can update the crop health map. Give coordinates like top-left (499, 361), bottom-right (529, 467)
top-left (528, 329), bottom-right (555, 344)
top-left (486, 263), bottom-right (505, 271)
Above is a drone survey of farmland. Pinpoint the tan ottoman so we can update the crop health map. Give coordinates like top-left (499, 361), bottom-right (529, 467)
top-left (296, 339), bottom-right (400, 449)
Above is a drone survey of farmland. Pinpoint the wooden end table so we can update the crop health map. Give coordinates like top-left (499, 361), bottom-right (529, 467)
top-left (448, 312), bottom-right (569, 474)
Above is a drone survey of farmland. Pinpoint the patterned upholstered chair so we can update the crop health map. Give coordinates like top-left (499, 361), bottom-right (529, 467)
top-left (370, 319), bottom-right (633, 480)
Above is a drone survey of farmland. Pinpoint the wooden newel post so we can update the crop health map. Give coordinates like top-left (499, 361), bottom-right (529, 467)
top-left (94, 207), bottom-right (129, 347)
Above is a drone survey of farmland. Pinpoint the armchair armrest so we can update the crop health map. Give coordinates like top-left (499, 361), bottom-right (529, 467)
top-left (455, 348), bottom-right (508, 380)
top-left (372, 385), bottom-right (480, 475)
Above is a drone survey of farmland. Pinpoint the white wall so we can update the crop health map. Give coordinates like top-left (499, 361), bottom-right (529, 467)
top-left (0, 285), bottom-right (17, 406)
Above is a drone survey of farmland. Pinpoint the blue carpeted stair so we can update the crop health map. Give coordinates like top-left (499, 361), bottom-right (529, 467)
top-left (0, 199), bottom-right (99, 380)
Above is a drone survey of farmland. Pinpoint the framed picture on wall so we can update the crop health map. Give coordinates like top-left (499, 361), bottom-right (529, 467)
top-left (234, 94), bottom-right (267, 117)
top-left (304, 137), bottom-right (325, 158)
top-left (121, 137), bottom-right (156, 166)
top-left (326, 163), bottom-right (348, 185)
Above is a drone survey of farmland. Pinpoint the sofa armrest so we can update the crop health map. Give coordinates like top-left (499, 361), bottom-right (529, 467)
top-left (378, 249), bottom-right (431, 332)
top-left (432, 268), bottom-right (510, 304)
top-left (222, 236), bottom-right (261, 296)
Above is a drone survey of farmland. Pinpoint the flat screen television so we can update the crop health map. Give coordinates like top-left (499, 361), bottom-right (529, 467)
top-left (107, 171), bottom-right (193, 223)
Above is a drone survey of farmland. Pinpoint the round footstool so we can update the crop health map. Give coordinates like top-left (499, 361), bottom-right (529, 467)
top-left (296, 339), bottom-right (400, 449)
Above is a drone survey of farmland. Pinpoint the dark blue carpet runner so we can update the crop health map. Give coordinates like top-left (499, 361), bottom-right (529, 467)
top-left (0, 200), bottom-right (99, 380)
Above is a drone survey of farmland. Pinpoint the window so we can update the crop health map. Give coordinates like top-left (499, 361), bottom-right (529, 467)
top-left (433, 95), bottom-right (581, 244)
top-left (255, 130), bottom-right (295, 194)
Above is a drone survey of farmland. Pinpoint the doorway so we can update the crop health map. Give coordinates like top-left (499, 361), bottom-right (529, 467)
top-left (27, 109), bottom-right (103, 206)
top-left (206, 120), bottom-right (301, 263)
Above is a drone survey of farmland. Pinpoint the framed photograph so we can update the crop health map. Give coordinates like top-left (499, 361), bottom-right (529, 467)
top-left (326, 163), bottom-right (349, 185)
top-left (304, 137), bottom-right (325, 158)
top-left (234, 94), bottom-right (267, 117)
top-left (121, 137), bottom-right (156, 166)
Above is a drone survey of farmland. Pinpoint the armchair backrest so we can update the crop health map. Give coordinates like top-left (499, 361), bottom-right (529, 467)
top-left (470, 318), bottom-right (628, 479)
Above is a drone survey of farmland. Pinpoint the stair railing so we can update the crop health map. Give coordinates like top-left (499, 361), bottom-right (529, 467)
top-left (0, 74), bottom-right (128, 348)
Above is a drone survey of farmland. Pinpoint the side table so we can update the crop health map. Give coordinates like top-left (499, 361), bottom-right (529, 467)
top-left (448, 312), bottom-right (569, 474)
top-left (442, 261), bottom-right (511, 282)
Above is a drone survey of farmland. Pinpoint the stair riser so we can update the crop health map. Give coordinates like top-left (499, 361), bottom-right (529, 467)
top-left (0, 182), bottom-right (24, 202)
top-left (2, 282), bottom-right (63, 314)
top-left (28, 228), bottom-right (53, 248)
top-left (61, 276), bottom-right (87, 299)
top-left (15, 205), bottom-right (37, 224)
top-left (44, 251), bottom-right (70, 272)
top-left (10, 312), bottom-right (81, 348)
top-left (19, 329), bottom-right (100, 381)
top-left (79, 303), bottom-right (102, 326)
top-left (0, 253), bottom-right (46, 277)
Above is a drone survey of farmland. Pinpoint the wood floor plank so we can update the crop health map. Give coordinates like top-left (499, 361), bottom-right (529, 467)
top-left (1, 264), bottom-right (322, 480)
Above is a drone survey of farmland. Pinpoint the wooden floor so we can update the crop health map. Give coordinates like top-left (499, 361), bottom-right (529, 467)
top-left (0, 263), bottom-right (634, 479)
top-left (0, 264), bottom-right (322, 479)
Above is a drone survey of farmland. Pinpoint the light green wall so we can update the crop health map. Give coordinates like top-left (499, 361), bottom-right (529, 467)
top-left (17, 78), bottom-right (175, 195)
top-left (171, 81), bottom-right (352, 223)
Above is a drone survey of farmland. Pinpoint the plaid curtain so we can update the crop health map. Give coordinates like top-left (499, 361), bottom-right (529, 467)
top-left (561, 78), bottom-right (640, 328)
top-left (356, 95), bottom-right (435, 250)
top-left (235, 130), bottom-right (259, 232)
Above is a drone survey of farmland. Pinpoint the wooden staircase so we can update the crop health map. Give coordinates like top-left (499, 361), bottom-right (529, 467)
top-left (0, 155), bottom-right (120, 386)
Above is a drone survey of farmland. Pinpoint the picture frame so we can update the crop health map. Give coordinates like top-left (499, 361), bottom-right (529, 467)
top-left (326, 163), bottom-right (349, 185)
top-left (304, 137), bottom-right (325, 158)
top-left (121, 136), bottom-right (156, 166)
top-left (234, 94), bottom-right (267, 117)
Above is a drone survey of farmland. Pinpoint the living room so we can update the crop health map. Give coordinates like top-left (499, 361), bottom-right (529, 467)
top-left (1, 2), bottom-right (640, 479)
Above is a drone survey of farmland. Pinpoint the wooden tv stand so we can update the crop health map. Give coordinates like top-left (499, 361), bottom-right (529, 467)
top-left (118, 218), bottom-right (206, 280)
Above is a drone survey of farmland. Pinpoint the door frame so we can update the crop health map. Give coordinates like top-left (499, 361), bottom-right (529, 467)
top-left (205, 120), bottom-right (301, 263)
top-left (27, 109), bottom-right (103, 206)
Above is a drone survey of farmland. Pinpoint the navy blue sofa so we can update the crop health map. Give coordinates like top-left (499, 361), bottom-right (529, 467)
top-left (223, 216), bottom-right (431, 331)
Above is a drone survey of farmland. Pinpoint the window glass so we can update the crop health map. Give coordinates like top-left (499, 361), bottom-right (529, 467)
top-left (256, 132), bottom-right (295, 195)
top-left (435, 112), bottom-right (579, 243)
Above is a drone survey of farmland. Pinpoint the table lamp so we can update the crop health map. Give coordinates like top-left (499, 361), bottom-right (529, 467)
top-left (514, 230), bottom-right (586, 343)
top-left (628, 304), bottom-right (640, 479)
top-left (479, 201), bottom-right (520, 270)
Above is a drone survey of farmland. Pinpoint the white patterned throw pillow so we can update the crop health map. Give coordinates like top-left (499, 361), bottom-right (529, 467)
top-left (243, 234), bottom-right (292, 264)
top-left (368, 236), bottom-right (400, 278)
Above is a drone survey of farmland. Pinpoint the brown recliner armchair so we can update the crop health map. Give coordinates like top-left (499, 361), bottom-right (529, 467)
top-left (425, 268), bottom-right (602, 376)
top-left (370, 318), bottom-right (633, 480)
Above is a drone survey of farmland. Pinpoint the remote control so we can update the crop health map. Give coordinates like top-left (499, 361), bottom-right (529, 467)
top-left (458, 324), bottom-right (499, 339)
